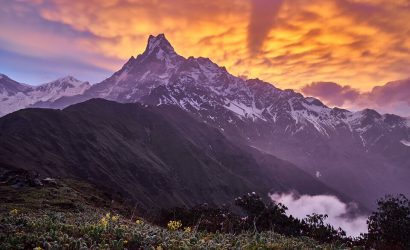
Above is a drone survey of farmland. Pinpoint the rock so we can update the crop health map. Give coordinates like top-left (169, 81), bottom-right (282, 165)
top-left (42, 178), bottom-right (58, 186)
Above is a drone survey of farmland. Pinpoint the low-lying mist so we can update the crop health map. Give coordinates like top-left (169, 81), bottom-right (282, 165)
top-left (270, 192), bottom-right (368, 237)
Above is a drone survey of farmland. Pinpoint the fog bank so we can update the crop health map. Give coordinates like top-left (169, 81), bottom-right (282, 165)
top-left (270, 192), bottom-right (368, 237)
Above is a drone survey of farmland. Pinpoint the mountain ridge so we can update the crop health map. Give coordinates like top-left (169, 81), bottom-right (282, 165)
top-left (0, 74), bottom-right (90, 116)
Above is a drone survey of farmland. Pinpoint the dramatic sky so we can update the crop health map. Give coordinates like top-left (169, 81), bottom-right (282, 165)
top-left (1, 0), bottom-right (410, 114)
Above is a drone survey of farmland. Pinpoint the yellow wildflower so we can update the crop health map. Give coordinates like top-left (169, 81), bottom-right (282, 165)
top-left (105, 212), bottom-right (111, 219)
top-left (112, 215), bottom-right (120, 222)
top-left (167, 220), bottom-right (182, 231)
top-left (184, 226), bottom-right (192, 233)
top-left (9, 208), bottom-right (18, 216)
top-left (135, 219), bottom-right (143, 225)
top-left (99, 217), bottom-right (108, 228)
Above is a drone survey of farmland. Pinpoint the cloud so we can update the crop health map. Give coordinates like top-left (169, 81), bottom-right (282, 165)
top-left (248, 0), bottom-right (284, 55)
top-left (270, 192), bottom-right (368, 237)
top-left (371, 79), bottom-right (410, 106)
top-left (301, 82), bottom-right (360, 106)
top-left (301, 79), bottom-right (410, 116)
top-left (0, 0), bottom-right (122, 84)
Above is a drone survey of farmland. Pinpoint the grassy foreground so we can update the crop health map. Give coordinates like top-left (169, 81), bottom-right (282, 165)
top-left (0, 210), bottom-right (348, 249)
top-left (0, 179), bottom-right (348, 249)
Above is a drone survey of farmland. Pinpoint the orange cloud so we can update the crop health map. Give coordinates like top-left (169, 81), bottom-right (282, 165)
top-left (2, 0), bottom-right (410, 91)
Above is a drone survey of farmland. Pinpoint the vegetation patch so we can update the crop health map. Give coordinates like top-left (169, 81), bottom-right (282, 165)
top-left (0, 177), bottom-right (409, 249)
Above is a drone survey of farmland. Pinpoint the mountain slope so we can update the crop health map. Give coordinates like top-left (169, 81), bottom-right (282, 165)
top-left (0, 99), bottom-right (337, 208)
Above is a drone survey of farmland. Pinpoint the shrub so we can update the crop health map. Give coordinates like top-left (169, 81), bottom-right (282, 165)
top-left (303, 213), bottom-right (346, 243)
top-left (364, 194), bottom-right (410, 249)
top-left (155, 204), bottom-right (245, 233)
top-left (155, 192), bottom-right (349, 245)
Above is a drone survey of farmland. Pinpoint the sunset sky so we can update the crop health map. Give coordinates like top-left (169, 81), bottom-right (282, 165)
top-left (1, 0), bottom-right (410, 113)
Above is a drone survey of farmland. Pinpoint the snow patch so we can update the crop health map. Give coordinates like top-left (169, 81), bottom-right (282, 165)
top-left (302, 102), bottom-right (330, 115)
top-left (305, 97), bottom-right (316, 103)
top-left (116, 70), bottom-right (129, 83)
top-left (140, 70), bottom-right (151, 80)
top-left (288, 101), bottom-right (330, 137)
top-left (223, 100), bottom-right (265, 121)
top-left (400, 140), bottom-right (410, 147)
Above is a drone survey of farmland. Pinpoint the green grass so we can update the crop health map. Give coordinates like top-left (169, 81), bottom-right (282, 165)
top-left (0, 180), bottom-right (350, 250)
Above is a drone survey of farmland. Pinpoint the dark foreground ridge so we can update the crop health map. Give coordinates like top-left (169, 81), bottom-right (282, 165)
top-left (0, 99), bottom-right (338, 209)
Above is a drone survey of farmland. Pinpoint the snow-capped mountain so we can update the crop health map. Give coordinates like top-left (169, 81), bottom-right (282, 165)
top-left (2, 34), bottom-right (409, 209)
top-left (0, 75), bottom-right (90, 116)
top-left (0, 73), bottom-right (32, 95)
top-left (85, 34), bottom-right (408, 208)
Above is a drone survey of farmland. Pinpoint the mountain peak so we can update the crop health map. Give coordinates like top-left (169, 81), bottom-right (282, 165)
top-left (0, 74), bottom-right (9, 80)
top-left (56, 75), bottom-right (80, 82)
top-left (143, 33), bottom-right (176, 58)
top-left (34, 76), bottom-right (89, 94)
